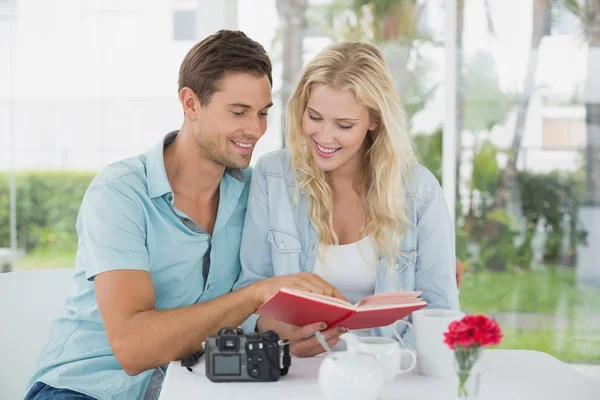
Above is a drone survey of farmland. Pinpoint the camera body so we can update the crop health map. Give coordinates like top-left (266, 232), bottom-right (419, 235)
top-left (205, 327), bottom-right (291, 382)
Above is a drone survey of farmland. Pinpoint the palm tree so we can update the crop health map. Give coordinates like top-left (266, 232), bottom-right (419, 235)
top-left (456, 0), bottom-right (496, 205)
top-left (462, 51), bottom-right (516, 231)
top-left (492, 0), bottom-right (551, 212)
top-left (276, 0), bottom-right (308, 147)
top-left (309, 0), bottom-right (437, 122)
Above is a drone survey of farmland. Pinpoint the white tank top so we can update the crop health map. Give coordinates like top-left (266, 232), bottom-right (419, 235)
top-left (313, 235), bottom-right (378, 346)
top-left (313, 235), bottom-right (378, 306)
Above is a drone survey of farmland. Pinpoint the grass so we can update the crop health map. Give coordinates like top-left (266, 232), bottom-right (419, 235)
top-left (497, 328), bottom-right (600, 363)
top-left (459, 268), bottom-right (600, 315)
top-left (460, 268), bottom-right (600, 363)
top-left (15, 248), bottom-right (76, 270)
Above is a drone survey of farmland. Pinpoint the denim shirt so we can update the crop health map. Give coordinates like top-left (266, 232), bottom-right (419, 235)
top-left (234, 150), bottom-right (460, 349)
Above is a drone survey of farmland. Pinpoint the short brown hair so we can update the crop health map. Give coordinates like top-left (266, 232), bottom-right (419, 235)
top-left (178, 30), bottom-right (273, 107)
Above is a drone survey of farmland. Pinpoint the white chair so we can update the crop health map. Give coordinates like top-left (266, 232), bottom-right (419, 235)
top-left (0, 268), bottom-right (75, 400)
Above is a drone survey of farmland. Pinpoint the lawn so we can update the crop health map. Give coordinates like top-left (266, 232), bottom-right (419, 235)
top-left (460, 268), bottom-right (600, 363)
top-left (497, 328), bottom-right (600, 363)
top-left (16, 248), bottom-right (76, 270)
top-left (460, 267), bottom-right (600, 315)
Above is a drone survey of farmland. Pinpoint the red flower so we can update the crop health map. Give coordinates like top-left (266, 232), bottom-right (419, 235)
top-left (443, 314), bottom-right (503, 350)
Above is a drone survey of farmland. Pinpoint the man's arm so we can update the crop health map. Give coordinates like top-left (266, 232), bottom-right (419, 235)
top-left (79, 179), bottom-right (345, 376)
top-left (96, 270), bottom-right (259, 376)
top-left (96, 270), bottom-right (343, 376)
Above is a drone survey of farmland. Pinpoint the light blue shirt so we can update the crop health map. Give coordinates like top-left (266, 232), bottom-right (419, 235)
top-left (27, 132), bottom-right (251, 400)
top-left (234, 150), bottom-right (460, 348)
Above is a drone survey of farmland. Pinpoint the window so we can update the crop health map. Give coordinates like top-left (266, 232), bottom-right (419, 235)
top-left (542, 118), bottom-right (586, 148)
top-left (80, 0), bottom-right (141, 15)
top-left (173, 9), bottom-right (196, 41)
top-left (0, 0), bottom-right (16, 19)
top-left (0, 0), bottom-right (16, 8)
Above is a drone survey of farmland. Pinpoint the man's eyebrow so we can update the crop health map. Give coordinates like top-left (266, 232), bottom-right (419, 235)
top-left (307, 106), bottom-right (359, 121)
top-left (227, 103), bottom-right (252, 109)
top-left (228, 102), bottom-right (274, 110)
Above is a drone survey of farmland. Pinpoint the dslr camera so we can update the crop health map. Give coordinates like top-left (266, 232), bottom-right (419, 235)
top-left (204, 327), bottom-right (291, 382)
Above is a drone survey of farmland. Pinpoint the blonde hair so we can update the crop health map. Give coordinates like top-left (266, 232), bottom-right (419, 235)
top-left (286, 41), bottom-right (418, 262)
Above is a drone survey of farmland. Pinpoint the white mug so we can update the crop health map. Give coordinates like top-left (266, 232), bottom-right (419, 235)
top-left (340, 332), bottom-right (417, 383)
top-left (394, 309), bottom-right (465, 377)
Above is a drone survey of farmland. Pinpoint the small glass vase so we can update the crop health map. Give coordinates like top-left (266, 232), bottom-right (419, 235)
top-left (453, 346), bottom-right (483, 400)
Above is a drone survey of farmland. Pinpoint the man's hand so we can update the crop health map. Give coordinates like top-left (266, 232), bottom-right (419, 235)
top-left (258, 318), bottom-right (347, 357)
top-left (456, 258), bottom-right (465, 289)
top-left (250, 273), bottom-right (347, 357)
top-left (252, 272), bottom-right (348, 305)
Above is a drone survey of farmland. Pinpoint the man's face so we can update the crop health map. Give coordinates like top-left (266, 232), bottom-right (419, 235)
top-left (193, 73), bottom-right (273, 169)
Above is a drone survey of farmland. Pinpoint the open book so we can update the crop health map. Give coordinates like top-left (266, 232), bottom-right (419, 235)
top-left (255, 288), bottom-right (427, 330)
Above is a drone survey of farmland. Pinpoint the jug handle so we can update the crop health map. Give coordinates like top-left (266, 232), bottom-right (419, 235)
top-left (393, 319), bottom-right (414, 349)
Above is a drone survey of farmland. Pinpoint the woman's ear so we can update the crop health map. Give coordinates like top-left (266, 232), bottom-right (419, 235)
top-left (368, 112), bottom-right (379, 132)
top-left (368, 120), bottom-right (379, 132)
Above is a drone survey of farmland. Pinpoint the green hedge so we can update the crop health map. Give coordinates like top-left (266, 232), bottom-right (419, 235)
top-left (0, 171), bottom-right (97, 252)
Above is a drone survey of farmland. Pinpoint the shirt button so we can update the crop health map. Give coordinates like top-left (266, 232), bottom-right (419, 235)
top-left (207, 284), bottom-right (211, 290)
top-left (280, 241), bottom-right (286, 250)
top-left (394, 263), bottom-right (400, 270)
top-left (168, 195), bottom-right (173, 201)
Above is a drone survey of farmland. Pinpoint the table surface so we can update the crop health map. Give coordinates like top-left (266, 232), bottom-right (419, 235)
top-left (159, 349), bottom-right (600, 400)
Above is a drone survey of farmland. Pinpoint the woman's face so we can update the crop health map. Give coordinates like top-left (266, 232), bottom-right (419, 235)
top-left (302, 84), bottom-right (378, 173)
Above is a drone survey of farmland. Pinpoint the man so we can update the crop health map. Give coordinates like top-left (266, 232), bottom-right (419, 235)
top-left (25, 30), bottom-right (346, 400)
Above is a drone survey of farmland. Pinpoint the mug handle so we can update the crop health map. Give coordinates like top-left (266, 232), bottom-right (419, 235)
top-left (393, 319), bottom-right (417, 375)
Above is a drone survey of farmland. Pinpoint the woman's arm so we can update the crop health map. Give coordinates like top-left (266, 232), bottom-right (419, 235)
top-left (398, 182), bottom-right (460, 348)
top-left (415, 183), bottom-right (460, 309)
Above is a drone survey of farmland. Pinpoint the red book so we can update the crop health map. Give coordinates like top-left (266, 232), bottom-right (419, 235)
top-left (255, 288), bottom-right (428, 330)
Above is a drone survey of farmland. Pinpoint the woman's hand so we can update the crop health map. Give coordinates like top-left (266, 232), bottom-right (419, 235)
top-left (456, 258), bottom-right (465, 288)
top-left (257, 317), bottom-right (348, 357)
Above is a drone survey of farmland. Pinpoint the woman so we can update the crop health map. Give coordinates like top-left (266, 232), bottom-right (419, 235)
top-left (234, 41), bottom-right (460, 357)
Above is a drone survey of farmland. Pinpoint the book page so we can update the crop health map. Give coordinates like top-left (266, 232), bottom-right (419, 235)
top-left (355, 291), bottom-right (425, 309)
top-left (280, 287), bottom-right (355, 308)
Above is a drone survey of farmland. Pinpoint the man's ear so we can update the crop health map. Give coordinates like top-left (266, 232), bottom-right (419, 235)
top-left (179, 87), bottom-right (199, 121)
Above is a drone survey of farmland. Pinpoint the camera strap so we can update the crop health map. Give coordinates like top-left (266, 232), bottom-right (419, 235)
top-left (279, 340), bottom-right (291, 376)
top-left (181, 349), bottom-right (205, 372)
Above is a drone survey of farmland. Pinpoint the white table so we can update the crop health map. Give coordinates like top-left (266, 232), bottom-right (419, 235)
top-left (159, 350), bottom-right (600, 400)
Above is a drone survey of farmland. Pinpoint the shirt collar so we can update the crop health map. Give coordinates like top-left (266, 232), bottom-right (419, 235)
top-left (146, 131), bottom-right (177, 199)
top-left (146, 130), bottom-right (245, 199)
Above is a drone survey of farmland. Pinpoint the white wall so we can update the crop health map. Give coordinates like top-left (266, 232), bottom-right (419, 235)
top-left (0, 0), bottom-right (240, 170)
top-left (0, 0), bottom-right (589, 173)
